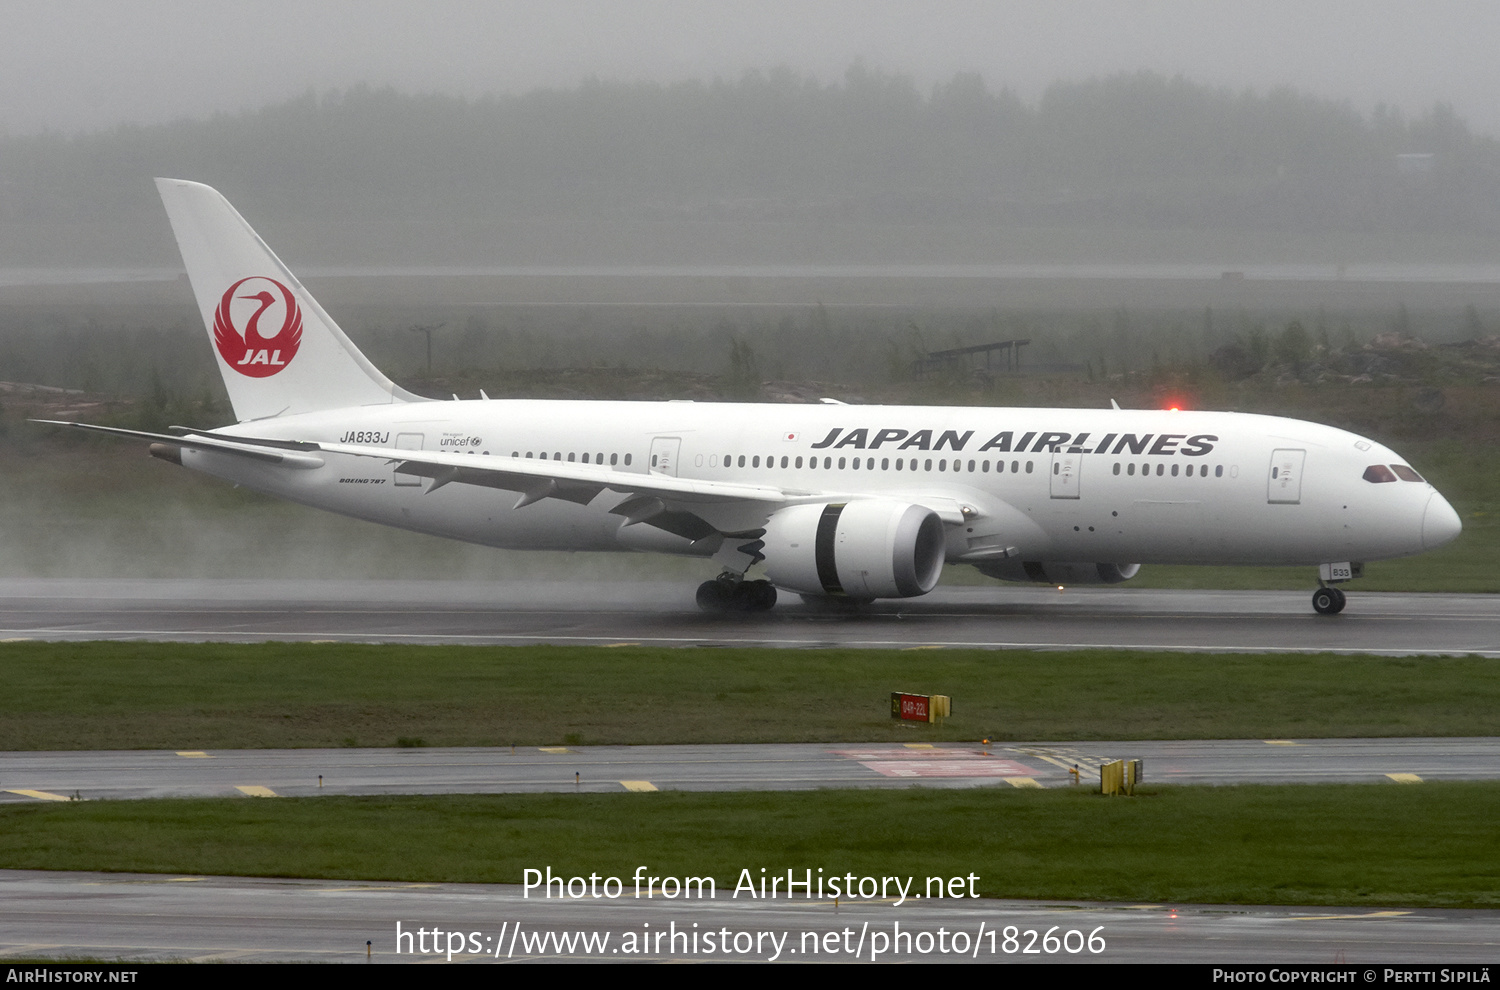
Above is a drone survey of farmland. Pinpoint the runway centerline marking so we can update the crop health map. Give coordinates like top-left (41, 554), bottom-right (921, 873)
top-left (234, 785), bottom-right (277, 797)
top-left (6, 627), bottom-right (1498, 656)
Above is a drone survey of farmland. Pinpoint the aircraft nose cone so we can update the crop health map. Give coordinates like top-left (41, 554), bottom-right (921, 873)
top-left (1422, 493), bottom-right (1462, 550)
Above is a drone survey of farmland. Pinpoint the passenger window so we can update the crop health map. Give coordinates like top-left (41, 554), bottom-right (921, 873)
top-left (1214, 465), bottom-right (1222, 477)
top-left (796, 456), bottom-right (803, 468)
top-left (624, 454), bottom-right (632, 466)
top-left (1113, 463), bottom-right (1121, 475)
top-left (882, 458), bottom-right (889, 470)
top-left (610, 453), bottom-right (618, 465)
top-left (753, 456), bottom-right (760, 468)
top-left (1128, 463), bottom-right (1135, 476)
top-left (1156, 464), bottom-right (1163, 476)
top-left (1025, 461), bottom-right (1033, 473)
top-left (1363, 464), bottom-right (1398, 483)
top-left (838, 457), bottom-right (846, 469)
top-left (1171, 464), bottom-right (1178, 477)
top-left (1391, 464), bottom-right (1425, 482)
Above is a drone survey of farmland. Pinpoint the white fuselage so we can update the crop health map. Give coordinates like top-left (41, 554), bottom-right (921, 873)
top-left (183, 399), bottom-right (1458, 570)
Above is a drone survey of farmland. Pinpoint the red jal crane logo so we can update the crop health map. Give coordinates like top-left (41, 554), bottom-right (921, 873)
top-left (213, 276), bottom-right (303, 377)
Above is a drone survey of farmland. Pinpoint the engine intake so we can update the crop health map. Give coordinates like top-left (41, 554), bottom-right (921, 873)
top-left (762, 500), bottom-right (946, 599)
top-left (976, 560), bottom-right (1141, 585)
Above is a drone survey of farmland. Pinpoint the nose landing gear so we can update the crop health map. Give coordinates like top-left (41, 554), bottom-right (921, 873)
top-left (1311, 585), bottom-right (1347, 615)
top-left (1311, 561), bottom-right (1359, 615)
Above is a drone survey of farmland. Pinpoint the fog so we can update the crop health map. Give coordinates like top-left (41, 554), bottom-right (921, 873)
top-left (4, 1), bottom-right (1499, 137)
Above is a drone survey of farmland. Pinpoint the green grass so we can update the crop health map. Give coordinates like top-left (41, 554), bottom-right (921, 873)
top-left (3, 784), bottom-right (1497, 907)
top-left (3, 642), bottom-right (1497, 750)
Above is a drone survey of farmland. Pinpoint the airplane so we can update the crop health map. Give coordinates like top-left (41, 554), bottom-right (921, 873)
top-left (39, 179), bottom-right (1462, 615)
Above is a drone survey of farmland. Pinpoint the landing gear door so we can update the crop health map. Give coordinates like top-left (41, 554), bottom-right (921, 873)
top-left (393, 432), bottom-right (424, 486)
top-left (1050, 452), bottom-right (1081, 499)
top-left (649, 437), bottom-right (681, 477)
top-left (1268, 448), bottom-right (1305, 504)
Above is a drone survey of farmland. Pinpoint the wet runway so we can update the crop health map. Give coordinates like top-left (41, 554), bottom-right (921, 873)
top-left (3, 738), bottom-right (1496, 803)
top-left (1, 870), bottom-right (1495, 964)
top-left (2, 579), bottom-right (1499, 655)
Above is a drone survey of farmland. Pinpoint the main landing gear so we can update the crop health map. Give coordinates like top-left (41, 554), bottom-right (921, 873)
top-left (696, 575), bottom-right (777, 613)
top-left (1311, 585), bottom-right (1347, 615)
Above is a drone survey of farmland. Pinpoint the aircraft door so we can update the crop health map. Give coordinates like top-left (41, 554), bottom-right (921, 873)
top-left (1267, 448), bottom-right (1305, 504)
top-left (393, 432), bottom-right (424, 486)
top-left (1050, 451), bottom-right (1081, 499)
top-left (649, 437), bottom-right (682, 477)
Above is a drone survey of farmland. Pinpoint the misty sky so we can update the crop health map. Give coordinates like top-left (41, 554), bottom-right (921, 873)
top-left (4, 1), bottom-right (1500, 138)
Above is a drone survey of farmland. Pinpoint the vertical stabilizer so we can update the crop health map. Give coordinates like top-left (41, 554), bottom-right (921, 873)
top-left (156, 178), bottom-right (421, 421)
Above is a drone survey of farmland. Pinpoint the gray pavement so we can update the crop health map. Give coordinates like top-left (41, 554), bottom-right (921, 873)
top-left (1, 870), bottom-right (1495, 964)
top-left (2, 579), bottom-right (1500, 655)
top-left (3, 738), bottom-right (1495, 802)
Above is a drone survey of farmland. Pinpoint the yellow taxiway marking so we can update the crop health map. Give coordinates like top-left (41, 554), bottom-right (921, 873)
top-left (603, 642), bottom-right (641, 648)
top-left (537, 747), bottom-right (570, 754)
top-left (1290, 911), bottom-right (1411, 921)
top-left (315, 884), bottom-right (440, 893)
top-left (1013, 749), bottom-right (1099, 774)
top-left (620, 780), bottom-right (658, 792)
top-left (0, 638), bottom-right (33, 643)
top-left (5, 789), bottom-right (70, 802)
top-left (165, 877), bottom-right (206, 882)
top-left (235, 785), bottom-right (278, 797)
top-left (1005, 777), bottom-right (1043, 789)
top-left (177, 751), bottom-right (211, 758)
top-left (1386, 773), bottom-right (1423, 784)
top-left (903, 743), bottom-right (936, 749)
top-left (1263, 740), bottom-right (1301, 746)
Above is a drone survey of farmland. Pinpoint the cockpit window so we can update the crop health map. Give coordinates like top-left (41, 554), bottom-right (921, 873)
top-left (1391, 464), bottom-right (1425, 483)
top-left (1363, 464), bottom-right (1397, 484)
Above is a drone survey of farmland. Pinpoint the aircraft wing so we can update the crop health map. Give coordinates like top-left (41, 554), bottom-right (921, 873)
top-left (314, 440), bottom-right (796, 539)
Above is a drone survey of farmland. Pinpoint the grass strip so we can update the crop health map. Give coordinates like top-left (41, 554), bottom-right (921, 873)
top-left (2, 642), bottom-right (1497, 749)
top-left (2, 784), bottom-right (1497, 908)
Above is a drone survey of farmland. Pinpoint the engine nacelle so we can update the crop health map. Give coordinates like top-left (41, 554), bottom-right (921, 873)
top-left (762, 500), bottom-right (946, 599)
top-left (975, 560), bottom-right (1141, 585)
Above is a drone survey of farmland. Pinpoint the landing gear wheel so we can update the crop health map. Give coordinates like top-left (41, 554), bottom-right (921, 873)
top-left (733, 580), bottom-right (777, 612)
top-left (696, 578), bottom-right (777, 613)
top-left (696, 579), bottom-right (733, 612)
top-left (1311, 587), bottom-right (1346, 615)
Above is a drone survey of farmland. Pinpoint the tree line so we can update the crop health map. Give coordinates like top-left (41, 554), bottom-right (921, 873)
top-left (2, 67), bottom-right (1496, 234)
